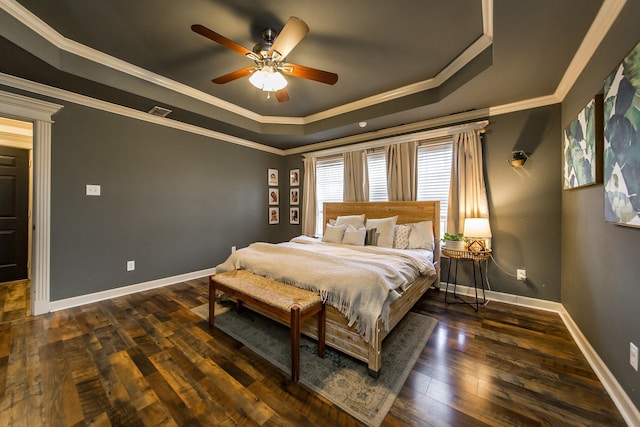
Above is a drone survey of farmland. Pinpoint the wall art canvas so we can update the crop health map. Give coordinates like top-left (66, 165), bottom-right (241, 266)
top-left (603, 40), bottom-right (640, 227)
top-left (563, 95), bottom-right (602, 189)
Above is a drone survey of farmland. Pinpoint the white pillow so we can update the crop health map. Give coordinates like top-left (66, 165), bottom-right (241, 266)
top-left (322, 223), bottom-right (347, 243)
top-left (393, 224), bottom-right (411, 249)
top-left (335, 214), bottom-right (366, 228)
top-left (407, 221), bottom-right (435, 250)
top-left (365, 216), bottom-right (398, 248)
top-left (342, 225), bottom-right (366, 246)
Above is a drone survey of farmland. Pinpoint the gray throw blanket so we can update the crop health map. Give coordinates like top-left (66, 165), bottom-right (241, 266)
top-left (216, 236), bottom-right (435, 343)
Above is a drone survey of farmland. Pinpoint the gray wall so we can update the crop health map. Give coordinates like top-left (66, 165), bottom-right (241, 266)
top-left (561, 0), bottom-right (640, 410)
top-left (50, 103), bottom-right (286, 300)
top-left (483, 105), bottom-right (563, 301)
top-left (428, 106), bottom-right (563, 302)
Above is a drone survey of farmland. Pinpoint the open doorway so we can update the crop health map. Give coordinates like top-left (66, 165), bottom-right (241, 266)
top-left (0, 117), bottom-right (33, 322)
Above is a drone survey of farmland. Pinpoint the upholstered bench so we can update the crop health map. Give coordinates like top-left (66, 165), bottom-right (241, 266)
top-left (209, 269), bottom-right (325, 383)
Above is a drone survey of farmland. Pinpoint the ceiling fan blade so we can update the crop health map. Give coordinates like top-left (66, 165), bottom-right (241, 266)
top-left (212, 66), bottom-right (255, 84)
top-left (268, 17), bottom-right (309, 59)
top-left (191, 24), bottom-right (259, 59)
top-left (275, 89), bottom-right (290, 103)
top-left (281, 63), bottom-right (338, 85)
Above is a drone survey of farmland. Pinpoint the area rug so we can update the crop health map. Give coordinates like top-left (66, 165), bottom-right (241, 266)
top-left (191, 302), bottom-right (436, 427)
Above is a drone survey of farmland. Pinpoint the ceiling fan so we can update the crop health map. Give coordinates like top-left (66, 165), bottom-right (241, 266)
top-left (192, 17), bottom-right (338, 102)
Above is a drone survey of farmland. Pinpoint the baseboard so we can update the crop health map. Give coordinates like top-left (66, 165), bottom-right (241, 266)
top-left (559, 309), bottom-right (640, 427)
top-left (49, 267), bottom-right (216, 312)
top-left (438, 283), bottom-right (640, 426)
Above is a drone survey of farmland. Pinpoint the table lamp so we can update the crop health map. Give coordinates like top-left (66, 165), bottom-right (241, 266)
top-left (463, 217), bottom-right (492, 251)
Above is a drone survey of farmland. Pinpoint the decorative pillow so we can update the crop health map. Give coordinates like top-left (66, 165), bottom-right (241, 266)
top-left (365, 216), bottom-right (398, 248)
top-left (335, 214), bottom-right (366, 228)
top-left (393, 224), bottom-right (411, 249)
top-left (365, 227), bottom-right (379, 246)
top-left (406, 220), bottom-right (435, 250)
top-left (341, 225), bottom-right (366, 246)
top-left (322, 223), bottom-right (347, 243)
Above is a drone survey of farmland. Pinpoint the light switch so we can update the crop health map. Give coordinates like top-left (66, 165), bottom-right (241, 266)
top-left (86, 184), bottom-right (101, 196)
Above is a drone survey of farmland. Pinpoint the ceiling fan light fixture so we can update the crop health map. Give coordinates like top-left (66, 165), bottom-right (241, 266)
top-left (192, 17), bottom-right (336, 102)
top-left (249, 68), bottom-right (288, 92)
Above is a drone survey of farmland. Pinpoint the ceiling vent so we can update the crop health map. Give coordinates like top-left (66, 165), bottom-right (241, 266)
top-left (147, 106), bottom-right (172, 117)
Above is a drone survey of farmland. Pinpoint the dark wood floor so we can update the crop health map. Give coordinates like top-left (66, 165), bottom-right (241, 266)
top-left (0, 277), bottom-right (626, 426)
top-left (0, 280), bottom-right (30, 323)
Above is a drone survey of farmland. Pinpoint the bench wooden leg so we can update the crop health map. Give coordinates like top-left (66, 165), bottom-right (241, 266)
top-left (290, 306), bottom-right (300, 383)
top-left (208, 277), bottom-right (215, 327)
top-left (318, 304), bottom-right (325, 357)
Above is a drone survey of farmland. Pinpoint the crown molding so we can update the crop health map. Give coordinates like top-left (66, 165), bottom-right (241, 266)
top-left (0, 0), bottom-right (492, 127)
top-left (0, 72), bottom-right (284, 155)
top-left (555, 0), bottom-right (627, 99)
top-left (302, 120), bottom-right (489, 159)
top-left (0, 87), bottom-right (63, 122)
top-left (287, 110), bottom-right (491, 156)
top-left (305, 33), bottom-right (493, 124)
top-left (0, 0), bottom-right (264, 122)
top-left (0, 0), bottom-right (625, 157)
top-left (488, 94), bottom-right (561, 117)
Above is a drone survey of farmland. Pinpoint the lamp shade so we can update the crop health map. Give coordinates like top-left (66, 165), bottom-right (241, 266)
top-left (249, 67), bottom-right (288, 92)
top-left (463, 217), bottom-right (492, 238)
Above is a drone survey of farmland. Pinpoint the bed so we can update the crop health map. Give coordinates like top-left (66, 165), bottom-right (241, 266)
top-left (214, 201), bottom-right (441, 376)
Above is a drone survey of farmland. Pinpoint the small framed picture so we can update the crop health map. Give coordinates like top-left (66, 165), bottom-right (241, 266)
top-left (290, 207), bottom-right (300, 224)
top-left (269, 188), bottom-right (279, 205)
top-left (289, 188), bottom-right (299, 205)
top-left (289, 169), bottom-right (300, 186)
top-left (269, 207), bottom-right (279, 224)
top-left (268, 168), bottom-right (278, 186)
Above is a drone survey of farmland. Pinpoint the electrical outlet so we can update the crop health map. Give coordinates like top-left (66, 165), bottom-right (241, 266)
top-left (127, 260), bottom-right (135, 271)
top-left (86, 184), bottom-right (101, 196)
top-left (231, 246), bottom-right (236, 253)
top-left (631, 342), bottom-right (638, 372)
top-left (517, 269), bottom-right (527, 281)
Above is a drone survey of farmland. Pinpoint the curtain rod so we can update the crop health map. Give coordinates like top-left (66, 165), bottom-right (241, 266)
top-left (303, 120), bottom-right (488, 158)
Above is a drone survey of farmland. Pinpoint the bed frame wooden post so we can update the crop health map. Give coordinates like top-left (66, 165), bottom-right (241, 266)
top-left (367, 319), bottom-right (383, 378)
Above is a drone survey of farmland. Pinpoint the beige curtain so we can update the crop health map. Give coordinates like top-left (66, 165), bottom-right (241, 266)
top-left (447, 130), bottom-right (489, 234)
top-left (386, 141), bottom-right (417, 201)
top-left (343, 150), bottom-right (369, 202)
top-left (301, 156), bottom-right (317, 237)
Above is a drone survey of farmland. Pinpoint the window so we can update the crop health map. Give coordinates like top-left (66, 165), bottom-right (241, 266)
top-left (416, 140), bottom-right (452, 237)
top-left (367, 150), bottom-right (387, 202)
top-left (314, 139), bottom-right (453, 237)
top-left (315, 156), bottom-right (343, 236)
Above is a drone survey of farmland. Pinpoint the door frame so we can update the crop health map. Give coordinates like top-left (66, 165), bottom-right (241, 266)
top-left (0, 126), bottom-right (33, 282)
top-left (0, 89), bottom-right (63, 315)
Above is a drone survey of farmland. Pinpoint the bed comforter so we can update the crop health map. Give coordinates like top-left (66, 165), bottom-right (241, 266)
top-left (215, 235), bottom-right (436, 343)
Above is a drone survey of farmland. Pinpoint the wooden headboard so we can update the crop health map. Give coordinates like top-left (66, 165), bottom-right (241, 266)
top-left (323, 201), bottom-right (441, 273)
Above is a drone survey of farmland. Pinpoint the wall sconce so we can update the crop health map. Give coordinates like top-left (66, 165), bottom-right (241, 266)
top-left (510, 151), bottom-right (529, 168)
top-left (463, 217), bottom-right (492, 251)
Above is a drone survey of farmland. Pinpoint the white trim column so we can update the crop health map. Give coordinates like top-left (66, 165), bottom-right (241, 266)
top-left (31, 120), bottom-right (52, 314)
top-left (0, 89), bottom-right (63, 315)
